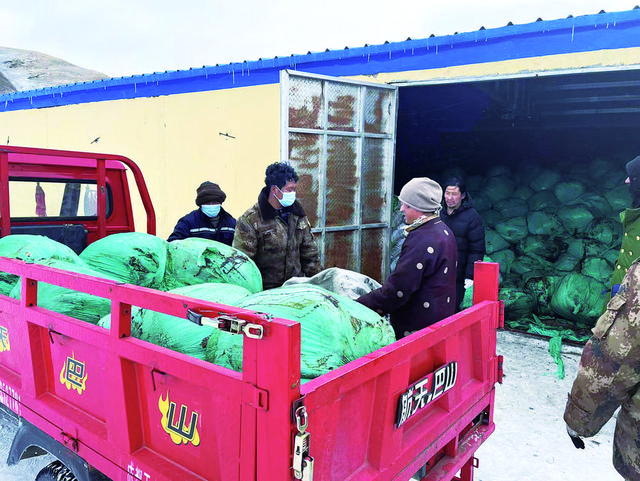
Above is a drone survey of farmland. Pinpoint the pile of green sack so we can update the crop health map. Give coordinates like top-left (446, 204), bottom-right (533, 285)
top-left (0, 233), bottom-right (395, 379)
top-left (436, 156), bottom-right (627, 338)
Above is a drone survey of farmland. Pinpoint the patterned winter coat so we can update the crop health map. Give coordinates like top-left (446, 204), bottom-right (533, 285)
top-left (233, 187), bottom-right (321, 290)
top-left (611, 207), bottom-right (640, 296)
top-left (564, 258), bottom-right (640, 481)
top-left (356, 217), bottom-right (457, 339)
top-left (167, 207), bottom-right (236, 245)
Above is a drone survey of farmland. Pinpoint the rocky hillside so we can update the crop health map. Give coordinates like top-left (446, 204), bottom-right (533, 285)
top-left (0, 46), bottom-right (108, 94)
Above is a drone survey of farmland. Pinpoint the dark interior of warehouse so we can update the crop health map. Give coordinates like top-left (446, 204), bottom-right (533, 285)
top-left (393, 68), bottom-right (640, 339)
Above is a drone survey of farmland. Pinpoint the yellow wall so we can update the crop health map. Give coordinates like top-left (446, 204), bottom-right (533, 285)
top-left (351, 47), bottom-right (640, 84)
top-left (0, 83), bottom-right (281, 238)
top-left (2, 47), bottom-right (640, 237)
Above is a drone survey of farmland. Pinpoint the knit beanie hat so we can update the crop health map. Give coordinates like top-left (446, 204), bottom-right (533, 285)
top-left (398, 177), bottom-right (443, 213)
top-left (195, 181), bottom-right (226, 205)
top-left (627, 155), bottom-right (640, 208)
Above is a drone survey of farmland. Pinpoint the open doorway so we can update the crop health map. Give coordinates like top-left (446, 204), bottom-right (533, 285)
top-left (394, 68), bottom-right (640, 339)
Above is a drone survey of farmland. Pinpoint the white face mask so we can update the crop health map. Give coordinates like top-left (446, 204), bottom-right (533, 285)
top-left (201, 204), bottom-right (221, 218)
top-left (277, 187), bottom-right (296, 208)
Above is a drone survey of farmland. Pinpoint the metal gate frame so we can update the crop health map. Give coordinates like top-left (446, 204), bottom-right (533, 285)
top-left (280, 69), bottom-right (398, 281)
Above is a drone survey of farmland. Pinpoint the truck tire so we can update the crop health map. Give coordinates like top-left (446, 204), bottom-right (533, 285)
top-left (35, 460), bottom-right (78, 481)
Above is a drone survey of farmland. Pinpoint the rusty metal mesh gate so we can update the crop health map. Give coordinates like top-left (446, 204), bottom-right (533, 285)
top-left (280, 70), bottom-right (397, 282)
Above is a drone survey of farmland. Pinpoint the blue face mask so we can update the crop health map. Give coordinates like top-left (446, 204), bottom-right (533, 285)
top-left (277, 187), bottom-right (296, 208)
top-left (201, 204), bottom-right (221, 218)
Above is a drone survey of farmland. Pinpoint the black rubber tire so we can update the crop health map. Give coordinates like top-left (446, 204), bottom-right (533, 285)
top-left (35, 460), bottom-right (78, 481)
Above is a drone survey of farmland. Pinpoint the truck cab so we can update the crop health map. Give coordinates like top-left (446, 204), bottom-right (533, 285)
top-left (0, 145), bottom-right (156, 250)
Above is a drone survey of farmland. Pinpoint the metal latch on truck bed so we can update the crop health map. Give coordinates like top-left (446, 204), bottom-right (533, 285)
top-left (186, 309), bottom-right (264, 339)
top-left (292, 405), bottom-right (314, 480)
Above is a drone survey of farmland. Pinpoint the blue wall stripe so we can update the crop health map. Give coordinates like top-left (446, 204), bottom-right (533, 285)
top-left (2, 9), bottom-right (640, 112)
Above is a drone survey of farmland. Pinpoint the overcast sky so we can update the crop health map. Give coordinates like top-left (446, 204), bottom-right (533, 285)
top-left (0, 0), bottom-right (637, 78)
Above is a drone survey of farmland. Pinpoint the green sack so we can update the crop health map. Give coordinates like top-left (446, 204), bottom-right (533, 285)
top-left (584, 218), bottom-right (620, 248)
top-left (604, 187), bottom-right (631, 212)
top-left (0, 235), bottom-right (80, 295)
top-left (553, 254), bottom-right (580, 272)
top-left (581, 257), bottom-right (613, 284)
top-left (518, 236), bottom-right (562, 260)
top-left (99, 283), bottom-right (251, 360)
top-left (554, 181), bottom-right (586, 204)
top-left (527, 191), bottom-right (558, 211)
top-left (471, 193), bottom-right (492, 212)
top-left (490, 249), bottom-right (516, 275)
top-left (209, 284), bottom-right (395, 378)
top-left (495, 217), bottom-right (528, 243)
top-left (557, 204), bottom-right (594, 233)
top-left (512, 185), bottom-right (534, 201)
top-left (494, 198), bottom-right (528, 219)
top-left (499, 287), bottom-right (535, 321)
top-left (529, 169), bottom-right (560, 192)
top-left (478, 209), bottom-right (502, 229)
top-left (80, 232), bottom-right (168, 289)
top-left (511, 256), bottom-right (551, 277)
top-left (550, 273), bottom-right (608, 327)
top-left (575, 193), bottom-right (612, 217)
top-left (11, 259), bottom-right (118, 324)
top-left (527, 211), bottom-right (565, 237)
top-left (485, 228), bottom-right (510, 255)
top-left (484, 175), bottom-right (515, 203)
top-left (523, 275), bottom-right (561, 317)
top-left (164, 238), bottom-right (263, 293)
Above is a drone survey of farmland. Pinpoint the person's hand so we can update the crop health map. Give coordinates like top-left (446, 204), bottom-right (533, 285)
top-left (464, 278), bottom-right (473, 289)
top-left (566, 425), bottom-right (585, 449)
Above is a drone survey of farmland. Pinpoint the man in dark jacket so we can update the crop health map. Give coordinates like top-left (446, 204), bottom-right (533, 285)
top-left (168, 181), bottom-right (236, 246)
top-left (233, 162), bottom-right (321, 289)
top-left (357, 177), bottom-right (457, 339)
top-left (440, 177), bottom-right (485, 311)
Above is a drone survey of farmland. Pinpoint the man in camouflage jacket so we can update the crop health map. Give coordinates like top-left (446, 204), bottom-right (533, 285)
top-left (564, 257), bottom-right (640, 481)
top-left (233, 162), bottom-right (320, 290)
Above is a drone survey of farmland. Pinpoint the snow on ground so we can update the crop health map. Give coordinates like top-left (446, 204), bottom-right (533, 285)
top-left (0, 330), bottom-right (623, 480)
top-left (475, 330), bottom-right (620, 481)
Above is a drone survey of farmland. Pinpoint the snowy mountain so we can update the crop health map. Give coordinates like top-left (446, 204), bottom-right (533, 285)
top-left (0, 46), bottom-right (108, 94)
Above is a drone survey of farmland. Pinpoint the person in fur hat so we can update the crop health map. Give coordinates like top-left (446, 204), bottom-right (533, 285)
top-left (168, 181), bottom-right (236, 245)
top-left (357, 177), bottom-right (457, 339)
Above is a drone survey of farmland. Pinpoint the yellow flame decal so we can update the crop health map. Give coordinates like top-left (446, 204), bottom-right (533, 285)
top-left (0, 326), bottom-right (10, 352)
top-left (159, 390), bottom-right (200, 446)
top-left (59, 353), bottom-right (87, 394)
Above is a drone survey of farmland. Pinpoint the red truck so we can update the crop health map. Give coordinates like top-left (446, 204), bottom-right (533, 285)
top-left (0, 146), bottom-right (503, 481)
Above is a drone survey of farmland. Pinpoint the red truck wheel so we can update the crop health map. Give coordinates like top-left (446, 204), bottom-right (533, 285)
top-left (35, 460), bottom-right (77, 481)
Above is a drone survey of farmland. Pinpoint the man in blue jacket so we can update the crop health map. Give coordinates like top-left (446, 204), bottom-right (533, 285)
top-left (168, 181), bottom-right (236, 246)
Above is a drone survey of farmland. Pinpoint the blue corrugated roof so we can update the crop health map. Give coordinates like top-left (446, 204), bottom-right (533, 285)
top-left (2, 8), bottom-right (640, 111)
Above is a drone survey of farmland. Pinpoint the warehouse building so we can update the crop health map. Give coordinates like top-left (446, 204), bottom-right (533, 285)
top-left (1, 8), bottom-right (639, 333)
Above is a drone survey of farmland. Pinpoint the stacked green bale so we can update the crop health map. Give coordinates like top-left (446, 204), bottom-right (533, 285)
top-left (99, 283), bottom-right (251, 359)
top-left (164, 238), bottom-right (262, 293)
top-left (79, 232), bottom-right (168, 289)
top-left (206, 284), bottom-right (396, 378)
top-left (0, 235), bottom-right (80, 295)
top-left (451, 157), bottom-right (629, 334)
top-left (10, 258), bottom-right (119, 324)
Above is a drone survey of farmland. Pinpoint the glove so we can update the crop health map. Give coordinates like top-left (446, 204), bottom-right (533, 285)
top-left (464, 278), bottom-right (473, 289)
top-left (566, 425), bottom-right (585, 449)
